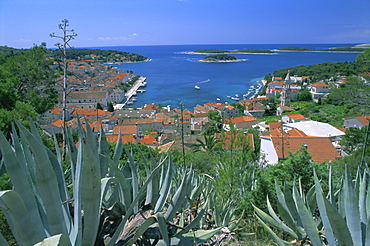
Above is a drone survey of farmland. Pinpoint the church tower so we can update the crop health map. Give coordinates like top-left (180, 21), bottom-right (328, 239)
top-left (280, 71), bottom-right (291, 107)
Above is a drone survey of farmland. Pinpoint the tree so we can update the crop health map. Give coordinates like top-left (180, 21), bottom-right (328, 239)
top-left (328, 76), bottom-right (370, 109)
top-left (192, 135), bottom-right (220, 154)
top-left (96, 102), bottom-right (103, 110)
top-left (107, 102), bottom-right (114, 112)
top-left (296, 89), bottom-right (312, 101)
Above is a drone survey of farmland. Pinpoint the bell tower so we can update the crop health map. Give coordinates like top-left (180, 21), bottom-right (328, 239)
top-left (281, 71), bottom-right (291, 107)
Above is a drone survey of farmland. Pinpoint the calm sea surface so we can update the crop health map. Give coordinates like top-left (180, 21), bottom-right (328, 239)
top-left (93, 44), bottom-right (359, 109)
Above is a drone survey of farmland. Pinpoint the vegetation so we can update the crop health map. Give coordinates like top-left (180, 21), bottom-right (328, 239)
top-left (277, 44), bottom-right (368, 52)
top-left (192, 48), bottom-right (275, 54)
top-left (50, 48), bottom-right (148, 63)
top-left (255, 167), bottom-right (369, 246)
top-left (0, 121), bottom-right (239, 245)
top-left (202, 54), bottom-right (238, 62)
top-left (237, 49), bottom-right (275, 54)
top-left (192, 49), bottom-right (228, 53)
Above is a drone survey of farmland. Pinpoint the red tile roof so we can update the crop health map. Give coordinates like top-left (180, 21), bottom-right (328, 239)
top-left (224, 116), bottom-right (258, 124)
top-left (311, 82), bottom-right (329, 87)
top-left (287, 113), bottom-right (306, 121)
top-left (112, 125), bottom-right (137, 135)
top-left (106, 135), bottom-right (136, 144)
top-left (271, 136), bottom-right (342, 162)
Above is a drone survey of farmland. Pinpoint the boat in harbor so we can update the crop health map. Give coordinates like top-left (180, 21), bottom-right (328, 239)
top-left (195, 85), bottom-right (200, 90)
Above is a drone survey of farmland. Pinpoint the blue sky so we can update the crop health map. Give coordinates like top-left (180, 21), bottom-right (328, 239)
top-left (1, 0), bottom-right (369, 48)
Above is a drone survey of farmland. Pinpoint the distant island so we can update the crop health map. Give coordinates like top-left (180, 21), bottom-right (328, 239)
top-left (190, 48), bottom-right (275, 54)
top-left (199, 54), bottom-right (243, 62)
top-left (276, 44), bottom-right (369, 53)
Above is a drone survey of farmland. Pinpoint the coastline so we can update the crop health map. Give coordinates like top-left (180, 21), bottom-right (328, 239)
top-left (273, 50), bottom-right (363, 53)
top-left (188, 51), bottom-right (276, 55)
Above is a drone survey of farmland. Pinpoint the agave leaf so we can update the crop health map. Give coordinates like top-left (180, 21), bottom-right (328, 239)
top-left (366, 215), bottom-right (370, 246)
top-left (283, 183), bottom-right (302, 227)
top-left (155, 161), bottom-right (172, 213)
top-left (34, 234), bottom-right (70, 246)
top-left (164, 168), bottom-right (192, 221)
top-left (98, 127), bottom-right (110, 178)
top-left (327, 166), bottom-right (337, 208)
top-left (314, 170), bottom-right (336, 246)
top-left (254, 203), bottom-right (297, 239)
top-left (149, 155), bottom-right (160, 206)
top-left (125, 146), bottom-right (139, 213)
top-left (343, 166), bottom-right (362, 246)
top-left (0, 232), bottom-right (7, 246)
top-left (117, 216), bottom-right (156, 246)
top-left (70, 136), bottom-right (83, 246)
top-left (107, 158), bottom-right (132, 209)
top-left (80, 137), bottom-right (102, 246)
top-left (367, 181), bottom-right (370, 220)
top-left (0, 190), bottom-right (44, 245)
top-left (359, 170), bottom-right (367, 224)
top-left (323, 196), bottom-right (354, 246)
top-left (17, 122), bottom-right (70, 237)
top-left (157, 213), bottom-right (170, 246)
top-left (266, 197), bottom-right (298, 239)
top-left (109, 159), bottom-right (165, 245)
top-left (255, 214), bottom-right (287, 246)
top-left (292, 184), bottom-right (322, 246)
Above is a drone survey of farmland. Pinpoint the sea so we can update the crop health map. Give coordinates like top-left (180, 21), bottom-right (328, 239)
top-left (93, 44), bottom-right (360, 110)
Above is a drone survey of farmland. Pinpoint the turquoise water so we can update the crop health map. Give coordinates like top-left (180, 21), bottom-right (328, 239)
top-left (94, 44), bottom-right (359, 109)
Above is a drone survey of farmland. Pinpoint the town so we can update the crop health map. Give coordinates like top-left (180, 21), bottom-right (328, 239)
top-left (39, 55), bottom-right (370, 165)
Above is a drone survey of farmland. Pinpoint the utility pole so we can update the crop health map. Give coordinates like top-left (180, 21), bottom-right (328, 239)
top-left (50, 19), bottom-right (77, 160)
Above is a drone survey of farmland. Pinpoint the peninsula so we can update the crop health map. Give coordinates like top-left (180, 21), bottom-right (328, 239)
top-left (276, 44), bottom-right (370, 53)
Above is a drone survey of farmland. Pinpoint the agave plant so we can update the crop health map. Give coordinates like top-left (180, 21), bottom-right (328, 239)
top-left (254, 166), bottom-right (370, 246)
top-left (0, 120), bottom-right (226, 245)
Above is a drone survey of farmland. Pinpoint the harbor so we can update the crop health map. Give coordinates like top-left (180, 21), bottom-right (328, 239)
top-left (122, 76), bottom-right (147, 106)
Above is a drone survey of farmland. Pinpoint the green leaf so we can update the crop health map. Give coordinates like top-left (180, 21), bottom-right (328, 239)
top-left (80, 137), bottom-right (102, 246)
top-left (0, 129), bottom-right (46, 240)
top-left (314, 170), bottom-right (336, 246)
top-left (155, 161), bottom-right (172, 213)
top-left (17, 121), bottom-right (69, 237)
top-left (343, 166), bottom-right (362, 246)
top-left (323, 197), bottom-right (354, 246)
top-left (157, 213), bottom-right (170, 246)
top-left (292, 184), bottom-right (322, 246)
top-left (164, 169), bottom-right (192, 221)
top-left (98, 127), bottom-right (110, 178)
top-left (0, 190), bottom-right (43, 245)
top-left (34, 234), bottom-right (70, 246)
top-left (255, 214), bottom-right (287, 246)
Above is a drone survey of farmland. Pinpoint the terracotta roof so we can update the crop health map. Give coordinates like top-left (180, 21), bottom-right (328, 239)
top-left (287, 113), bottom-right (306, 121)
top-left (224, 116), bottom-right (258, 124)
top-left (356, 116), bottom-right (370, 126)
top-left (142, 103), bottom-right (158, 110)
top-left (112, 125), bottom-right (137, 135)
top-left (311, 82), bottom-right (329, 87)
top-left (271, 136), bottom-right (342, 162)
top-left (72, 108), bottom-right (110, 116)
top-left (106, 135), bottom-right (136, 144)
top-left (140, 135), bottom-right (158, 145)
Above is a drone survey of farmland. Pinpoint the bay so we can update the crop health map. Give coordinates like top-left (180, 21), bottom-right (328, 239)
top-left (94, 44), bottom-right (359, 109)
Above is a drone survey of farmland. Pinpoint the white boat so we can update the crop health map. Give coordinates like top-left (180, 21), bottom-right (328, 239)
top-left (216, 98), bottom-right (221, 101)
top-left (195, 85), bottom-right (200, 90)
top-left (227, 95), bottom-right (231, 98)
